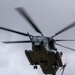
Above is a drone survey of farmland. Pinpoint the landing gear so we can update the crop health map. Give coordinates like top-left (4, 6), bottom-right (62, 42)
top-left (34, 65), bottom-right (38, 69)
top-left (60, 52), bottom-right (63, 56)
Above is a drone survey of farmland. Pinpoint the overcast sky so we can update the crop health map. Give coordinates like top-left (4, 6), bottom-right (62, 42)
top-left (0, 0), bottom-right (75, 75)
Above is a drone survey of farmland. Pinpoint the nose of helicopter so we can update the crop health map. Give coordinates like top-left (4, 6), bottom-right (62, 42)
top-left (32, 38), bottom-right (43, 46)
top-left (34, 42), bottom-right (40, 45)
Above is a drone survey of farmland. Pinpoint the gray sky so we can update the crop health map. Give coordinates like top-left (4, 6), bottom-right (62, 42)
top-left (0, 0), bottom-right (75, 75)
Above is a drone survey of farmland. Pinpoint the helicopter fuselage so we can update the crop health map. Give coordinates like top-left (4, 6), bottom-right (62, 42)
top-left (25, 36), bottom-right (63, 75)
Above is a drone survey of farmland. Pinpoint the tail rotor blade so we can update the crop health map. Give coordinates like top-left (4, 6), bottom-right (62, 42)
top-left (61, 67), bottom-right (65, 75)
top-left (61, 56), bottom-right (68, 75)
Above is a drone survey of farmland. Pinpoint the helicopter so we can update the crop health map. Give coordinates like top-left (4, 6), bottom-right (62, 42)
top-left (0, 7), bottom-right (75, 75)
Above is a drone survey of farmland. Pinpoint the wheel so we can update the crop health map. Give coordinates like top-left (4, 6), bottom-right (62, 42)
top-left (34, 65), bottom-right (38, 69)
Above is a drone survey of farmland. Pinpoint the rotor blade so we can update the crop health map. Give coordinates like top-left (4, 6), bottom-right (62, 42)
top-left (55, 39), bottom-right (75, 41)
top-left (3, 40), bottom-right (31, 44)
top-left (0, 27), bottom-right (32, 36)
top-left (55, 43), bottom-right (75, 51)
top-left (16, 7), bottom-right (43, 36)
top-left (52, 22), bottom-right (75, 37)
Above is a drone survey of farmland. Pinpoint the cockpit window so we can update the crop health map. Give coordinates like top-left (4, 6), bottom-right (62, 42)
top-left (32, 36), bottom-right (48, 46)
top-left (36, 39), bottom-right (40, 43)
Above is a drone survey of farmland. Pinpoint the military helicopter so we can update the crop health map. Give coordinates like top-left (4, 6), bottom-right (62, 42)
top-left (0, 7), bottom-right (75, 75)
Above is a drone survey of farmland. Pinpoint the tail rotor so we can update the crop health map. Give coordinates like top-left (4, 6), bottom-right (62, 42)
top-left (60, 56), bottom-right (68, 75)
